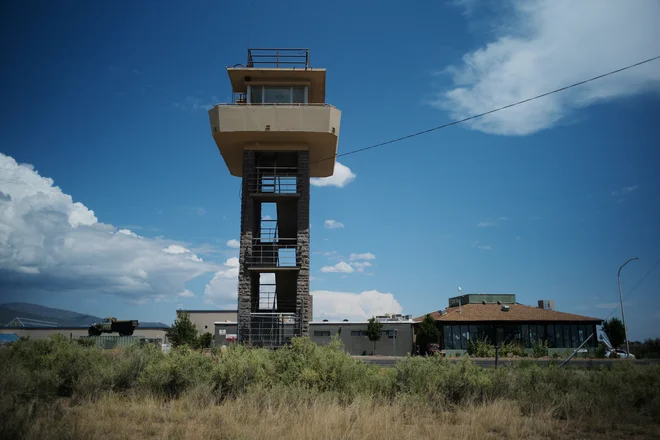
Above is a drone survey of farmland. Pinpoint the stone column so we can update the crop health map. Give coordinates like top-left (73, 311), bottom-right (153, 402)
top-left (237, 150), bottom-right (255, 343)
top-left (296, 150), bottom-right (311, 337)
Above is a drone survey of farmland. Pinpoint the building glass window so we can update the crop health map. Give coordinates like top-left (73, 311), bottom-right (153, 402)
top-left (563, 325), bottom-right (572, 348)
top-left (292, 87), bottom-right (305, 103)
top-left (314, 331), bottom-right (331, 337)
top-left (250, 86), bottom-right (263, 104)
top-left (351, 330), bottom-right (363, 337)
top-left (249, 86), bottom-right (306, 104)
top-left (571, 324), bottom-right (579, 348)
top-left (578, 325), bottom-right (587, 345)
top-left (530, 325), bottom-right (538, 346)
top-left (461, 325), bottom-right (470, 349)
top-left (538, 324), bottom-right (546, 341)
top-left (521, 325), bottom-right (529, 347)
top-left (547, 324), bottom-right (555, 347)
top-left (443, 325), bottom-right (453, 349)
top-left (452, 325), bottom-right (461, 349)
top-left (469, 325), bottom-right (478, 342)
top-left (555, 325), bottom-right (564, 348)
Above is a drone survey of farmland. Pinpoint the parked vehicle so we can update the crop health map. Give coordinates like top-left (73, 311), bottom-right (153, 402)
top-left (88, 317), bottom-right (139, 336)
top-left (607, 349), bottom-right (635, 359)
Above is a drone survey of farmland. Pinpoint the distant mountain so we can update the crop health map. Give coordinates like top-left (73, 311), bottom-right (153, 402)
top-left (0, 302), bottom-right (168, 328)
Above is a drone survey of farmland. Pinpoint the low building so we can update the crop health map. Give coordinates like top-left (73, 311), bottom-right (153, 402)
top-left (415, 294), bottom-right (602, 356)
top-left (177, 309), bottom-right (236, 335)
top-left (0, 325), bottom-right (169, 344)
top-left (212, 314), bottom-right (416, 356)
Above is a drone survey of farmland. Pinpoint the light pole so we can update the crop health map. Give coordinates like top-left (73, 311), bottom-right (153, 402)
top-left (618, 257), bottom-right (639, 358)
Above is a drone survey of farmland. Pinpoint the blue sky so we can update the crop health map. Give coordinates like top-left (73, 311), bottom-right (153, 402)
top-left (1, 0), bottom-right (659, 339)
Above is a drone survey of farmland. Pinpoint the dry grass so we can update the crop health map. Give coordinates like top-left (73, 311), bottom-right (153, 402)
top-left (21, 390), bottom-right (660, 440)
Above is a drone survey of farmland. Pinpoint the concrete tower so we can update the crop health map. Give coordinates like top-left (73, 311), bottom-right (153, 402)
top-left (208, 49), bottom-right (341, 346)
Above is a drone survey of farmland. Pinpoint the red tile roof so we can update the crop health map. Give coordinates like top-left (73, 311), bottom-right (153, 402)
top-left (414, 303), bottom-right (601, 323)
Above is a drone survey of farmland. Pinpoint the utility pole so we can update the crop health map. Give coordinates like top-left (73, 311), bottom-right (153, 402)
top-left (618, 257), bottom-right (639, 358)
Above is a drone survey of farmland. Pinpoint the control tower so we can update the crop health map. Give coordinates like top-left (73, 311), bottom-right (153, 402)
top-left (208, 48), bottom-right (341, 346)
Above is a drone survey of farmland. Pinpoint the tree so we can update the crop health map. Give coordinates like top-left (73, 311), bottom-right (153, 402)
top-left (166, 312), bottom-right (199, 347)
top-left (196, 332), bottom-right (214, 350)
top-left (602, 317), bottom-right (626, 348)
top-left (416, 314), bottom-right (440, 354)
top-left (365, 317), bottom-right (383, 355)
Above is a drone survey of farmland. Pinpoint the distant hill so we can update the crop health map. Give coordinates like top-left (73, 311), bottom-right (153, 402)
top-left (0, 302), bottom-right (168, 328)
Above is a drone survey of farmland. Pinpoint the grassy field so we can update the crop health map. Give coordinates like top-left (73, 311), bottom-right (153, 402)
top-left (2, 335), bottom-right (660, 439)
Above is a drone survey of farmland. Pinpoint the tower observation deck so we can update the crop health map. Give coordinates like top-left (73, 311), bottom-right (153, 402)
top-left (208, 48), bottom-right (341, 346)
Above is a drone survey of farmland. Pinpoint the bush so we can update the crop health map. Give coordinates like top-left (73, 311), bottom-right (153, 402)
top-left (139, 345), bottom-right (213, 397)
top-left (499, 341), bottom-right (528, 358)
top-left (3, 334), bottom-right (660, 430)
top-left (531, 339), bottom-right (549, 358)
top-left (467, 337), bottom-right (495, 357)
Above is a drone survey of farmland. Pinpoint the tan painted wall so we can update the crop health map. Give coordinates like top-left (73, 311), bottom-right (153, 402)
top-left (209, 105), bottom-right (341, 178)
top-left (0, 328), bottom-right (168, 341)
top-left (180, 311), bottom-right (237, 335)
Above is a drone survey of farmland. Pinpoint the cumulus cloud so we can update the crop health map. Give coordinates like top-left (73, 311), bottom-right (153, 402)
top-left (324, 220), bottom-right (344, 229)
top-left (226, 239), bottom-right (240, 249)
top-left (433, 0), bottom-right (660, 135)
top-left (310, 162), bottom-right (356, 188)
top-left (612, 185), bottom-right (638, 196)
top-left (0, 153), bottom-right (218, 302)
top-left (320, 262), bottom-right (354, 273)
top-left (311, 290), bottom-right (403, 321)
top-left (203, 257), bottom-right (240, 306)
top-left (349, 253), bottom-right (376, 261)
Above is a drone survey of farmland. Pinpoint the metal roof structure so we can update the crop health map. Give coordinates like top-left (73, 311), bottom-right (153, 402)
top-left (5, 317), bottom-right (59, 328)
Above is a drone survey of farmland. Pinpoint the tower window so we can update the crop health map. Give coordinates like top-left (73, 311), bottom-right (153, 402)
top-left (249, 86), bottom-right (307, 104)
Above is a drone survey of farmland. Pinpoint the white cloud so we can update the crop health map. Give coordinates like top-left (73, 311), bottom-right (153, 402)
top-left (477, 221), bottom-right (496, 227)
top-left (117, 229), bottom-right (139, 238)
top-left (350, 261), bottom-right (372, 268)
top-left (226, 239), bottom-right (240, 249)
top-left (311, 290), bottom-right (403, 321)
top-left (324, 219), bottom-right (344, 229)
top-left (203, 257), bottom-right (240, 306)
top-left (0, 153), bottom-right (218, 302)
top-left (434, 0), bottom-right (660, 135)
top-left (174, 95), bottom-right (219, 112)
top-left (310, 162), bottom-right (356, 188)
top-left (164, 245), bottom-right (188, 254)
top-left (262, 215), bottom-right (272, 220)
top-left (349, 253), bottom-right (376, 261)
top-left (320, 261), bottom-right (354, 273)
top-left (472, 241), bottom-right (492, 251)
top-left (612, 185), bottom-right (638, 196)
top-left (178, 289), bottom-right (195, 298)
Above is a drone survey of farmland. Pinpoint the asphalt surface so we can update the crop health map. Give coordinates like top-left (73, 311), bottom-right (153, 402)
top-left (354, 356), bottom-right (660, 368)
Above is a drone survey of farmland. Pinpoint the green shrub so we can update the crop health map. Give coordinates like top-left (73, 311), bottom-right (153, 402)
top-left (531, 339), bottom-right (549, 358)
top-left (499, 341), bottom-right (528, 358)
top-left (467, 337), bottom-right (495, 357)
top-left (139, 345), bottom-right (213, 397)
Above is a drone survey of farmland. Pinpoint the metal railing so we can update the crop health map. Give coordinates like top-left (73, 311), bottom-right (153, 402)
top-left (212, 102), bottom-right (335, 108)
top-left (248, 166), bottom-right (298, 194)
top-left (247, 48), bottom-right (310, 69)
top-left (256, 288), bottom-right (298, 312)
top-left (247, 238), bottom-right (297, 267)
top-left (248, 312), bottom-right (299, 348)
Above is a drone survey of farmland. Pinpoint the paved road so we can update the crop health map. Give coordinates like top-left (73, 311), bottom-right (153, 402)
top-left (355, 356), bottom-right (660, 368)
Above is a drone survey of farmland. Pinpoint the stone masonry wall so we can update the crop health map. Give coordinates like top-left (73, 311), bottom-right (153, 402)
top-left (237, 150), bottom-right (255, 343)
top-left (296, 150), bottom-right (311, 337)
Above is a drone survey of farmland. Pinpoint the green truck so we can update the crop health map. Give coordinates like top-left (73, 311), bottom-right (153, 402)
top-left (88, 317), bottom-right (139, 336)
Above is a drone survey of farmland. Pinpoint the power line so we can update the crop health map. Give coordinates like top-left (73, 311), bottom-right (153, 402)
top-left (310, 54), bottom-right (660, 165)
top-left (605, 257), bottom-right (660, 320)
